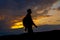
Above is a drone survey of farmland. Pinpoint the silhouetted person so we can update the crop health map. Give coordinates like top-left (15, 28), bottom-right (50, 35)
top-left (23, 9), bottom-right (37, 33)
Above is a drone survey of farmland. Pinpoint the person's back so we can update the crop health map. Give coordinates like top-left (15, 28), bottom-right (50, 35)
top-left (23, 14), bottom-right (33, 26)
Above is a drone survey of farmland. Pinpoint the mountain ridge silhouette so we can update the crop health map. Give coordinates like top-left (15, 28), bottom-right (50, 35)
top-left (0, 30), bottom-right (60, 40)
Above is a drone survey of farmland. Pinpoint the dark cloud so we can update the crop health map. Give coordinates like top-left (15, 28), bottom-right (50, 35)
top-left (57, 7), bottom-right (60, 10)
top-left (0, 20), bottom-right (7, 30)
top-left (0, 0), bottom-right (57, 16)
top-left (0, 0), bottom-right (58, 36)
top-left (0, 0), bottom-right (57, 28)
top-left (53, 7), bottom-right (60, 10)
top-left (0, 0), bottom-right (58, 29)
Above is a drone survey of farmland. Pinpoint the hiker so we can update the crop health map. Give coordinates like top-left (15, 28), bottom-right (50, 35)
top-left (23, 9), bottom-right (37, 33)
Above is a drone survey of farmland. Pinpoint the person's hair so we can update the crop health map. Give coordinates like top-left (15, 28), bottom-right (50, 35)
top-left (27, 9), bottom-right (32, 14)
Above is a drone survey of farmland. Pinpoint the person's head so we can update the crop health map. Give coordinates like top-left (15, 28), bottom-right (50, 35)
top-left (27, 9), bottom-right (32, 14)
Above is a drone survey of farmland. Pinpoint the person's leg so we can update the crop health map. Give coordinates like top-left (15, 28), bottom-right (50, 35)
top-left (25, 27), bottom-right (27, 31)
top-left (28, 26), bottom-right (33, 33)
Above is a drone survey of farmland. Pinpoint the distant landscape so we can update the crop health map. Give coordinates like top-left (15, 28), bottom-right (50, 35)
top-left (0, 25), bottom-right (60, 36)
top-left (0, 30), bottom-right (60, 40)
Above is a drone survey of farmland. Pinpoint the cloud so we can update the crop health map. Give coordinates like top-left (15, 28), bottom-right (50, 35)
top-left (51, 0), bottom-right (60, 9)
top-left (0, 0), bottom-right (58, 29)
top-left (56, 20), bottom-right (60, 21)
top-left (57, 7), bottom-right (60, 10)
top-left (0, 0), bottom-right (57, 15)
top-left (0, 0), bottom-right (58, 36)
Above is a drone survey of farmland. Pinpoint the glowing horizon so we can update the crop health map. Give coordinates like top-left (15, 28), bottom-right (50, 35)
top-left (10, 9), bottom-right (60, 29)
top-left (10, 15), bottom-right (51, 29)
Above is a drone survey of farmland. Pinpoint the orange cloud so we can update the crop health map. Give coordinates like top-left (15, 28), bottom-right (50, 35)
top-left (0, 15), bottom-right (5, 20)
top-left (10, 15), bottom-right (51, 29)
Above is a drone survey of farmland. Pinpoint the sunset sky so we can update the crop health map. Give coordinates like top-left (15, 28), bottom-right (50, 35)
top-left (0, 0), bottom-right (60, 36)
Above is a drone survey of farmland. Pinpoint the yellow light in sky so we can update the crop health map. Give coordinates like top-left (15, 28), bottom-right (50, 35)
top-left (11, 15), bottom-right (50, 29)
top-left (11, 22), bottom-right (24, 29)
top-left (11, 20), bottom-right (39, 29)
top-left (11, 19), bottom-right (40, 29)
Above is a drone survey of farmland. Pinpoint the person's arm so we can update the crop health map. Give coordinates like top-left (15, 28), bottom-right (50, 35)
top-left (33, 23), bottom-right (37, 28)
top-left (31, 16), bottom-right (37, 28)
top-left (32, 21), bottom-right (37, 28)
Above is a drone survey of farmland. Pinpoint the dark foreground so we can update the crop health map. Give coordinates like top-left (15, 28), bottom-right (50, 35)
top-left (0, 30), bottom-right (60, 40)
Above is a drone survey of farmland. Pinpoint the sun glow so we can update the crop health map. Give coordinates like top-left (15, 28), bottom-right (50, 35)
top-left (11, 22), bottom-right (24, 29)
top-left (10, 15), bottom-right (50, 29)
